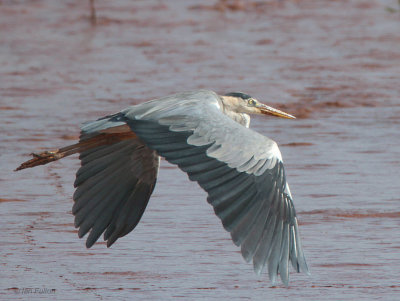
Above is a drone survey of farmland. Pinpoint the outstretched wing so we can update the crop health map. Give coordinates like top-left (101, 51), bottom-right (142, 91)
top-left (121, 90), bottom-right (309, 285)
top-left (72, 123), bottom-right (159, 248)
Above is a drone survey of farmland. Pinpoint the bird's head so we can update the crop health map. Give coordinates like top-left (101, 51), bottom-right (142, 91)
top-left (221, 92), bottom-right (296, 119)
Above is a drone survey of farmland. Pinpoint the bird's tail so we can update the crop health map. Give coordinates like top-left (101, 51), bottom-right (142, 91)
top-left (15, 124), bottom-right (135, 171)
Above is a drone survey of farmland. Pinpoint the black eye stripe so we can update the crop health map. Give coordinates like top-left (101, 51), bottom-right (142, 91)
top-left (225, 92), bottom-right (252, 100)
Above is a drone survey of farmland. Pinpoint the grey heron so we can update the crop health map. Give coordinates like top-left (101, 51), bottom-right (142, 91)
top-left (16, 90), bottom-right (309, 286)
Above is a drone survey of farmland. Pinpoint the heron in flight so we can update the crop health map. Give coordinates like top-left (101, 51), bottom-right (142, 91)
top-left (16, 90), bottom-right (309, 286)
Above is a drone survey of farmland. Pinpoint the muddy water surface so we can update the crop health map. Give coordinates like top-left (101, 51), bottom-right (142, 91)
top-left (1, 1), bottom-right (400, 300)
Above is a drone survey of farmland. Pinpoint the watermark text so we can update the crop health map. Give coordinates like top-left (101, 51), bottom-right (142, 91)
top-left (13, 288), bottom-right (56, 294)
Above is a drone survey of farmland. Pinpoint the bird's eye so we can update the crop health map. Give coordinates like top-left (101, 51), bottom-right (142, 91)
top-left (248, 98), bottom-right (256, 106)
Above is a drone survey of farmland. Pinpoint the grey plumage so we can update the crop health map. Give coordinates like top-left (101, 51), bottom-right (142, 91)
top-left (16, 89), bottom-right (308, 286)
top-left (73, 138), bottom-right (159, 248)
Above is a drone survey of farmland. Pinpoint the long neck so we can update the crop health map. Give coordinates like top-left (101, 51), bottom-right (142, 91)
top-left (219, 95), bottom-right (251, 128)
top-left (222, 108), bottom-right (250, 128)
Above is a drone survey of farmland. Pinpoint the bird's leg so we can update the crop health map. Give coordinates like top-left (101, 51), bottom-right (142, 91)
top-left (15, 128), bottom-right (136, 171)
top-left (15, 142), bottom-right (89, 171)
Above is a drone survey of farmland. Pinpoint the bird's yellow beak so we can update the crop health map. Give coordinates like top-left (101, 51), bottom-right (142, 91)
top-left (258, 103), bottom-right (296, 119)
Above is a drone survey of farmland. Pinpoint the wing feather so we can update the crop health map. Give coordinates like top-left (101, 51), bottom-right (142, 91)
top-left (72, 132), bottom-right (159, 248)
top-left (117, 90), bottom-right (308, 285)
top-left (69, 90), bottom-right (307, 285)
top-left (230, 186), bottom-right (272, 246)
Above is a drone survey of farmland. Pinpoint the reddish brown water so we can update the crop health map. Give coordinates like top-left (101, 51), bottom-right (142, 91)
top-left (1, 0), bottom-right (400, 300)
